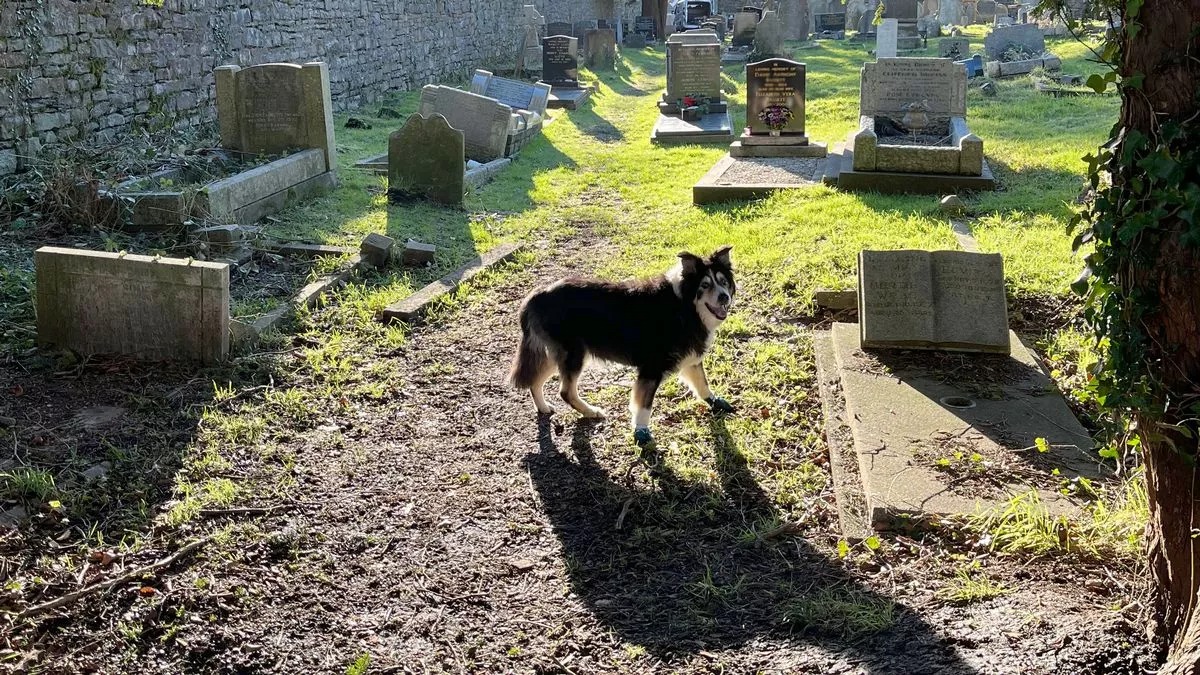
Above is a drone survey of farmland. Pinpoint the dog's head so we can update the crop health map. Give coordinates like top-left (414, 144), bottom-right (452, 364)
top-left (671, 246), bottom-right (736, 328)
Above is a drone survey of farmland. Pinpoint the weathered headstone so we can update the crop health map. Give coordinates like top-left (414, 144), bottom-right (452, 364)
top-left (939, 0), bottom-right (964, 25)
top-left (939, 37), bottom-right (970, 59)
top-left (542, 35), bottom-right (580, 88)
top-left (857, 250), bottom-right (1009, 353)
top-left (214, 62), bottom-right (336, 172)
top-left (860, 57), bottom-right (967, 119)
top-left (746, 58), bottom-right (807, 135)
top-left (815, 12), bottom-right (848, 32)
top-left (753, 9), bottom-right (786, 57)
top-left (976, 0), bottom-right (997, 21)
top-left (417, 86), bottom-right (512, 163)
top-left (782, 0), bottom-right (810, 40)
top-left (635, 15), bottom-right (656, 37)
top-left (884, 0), bottom-right (921, 18)
top-left (876, 18), bottom-right (899, 58)
top-left (519, 4), bottom-right (546, 72)
top-left (547, 21), bottom-right (573, 37)
top-left (388, 114), bottom-right (465, 206)
top-left (36, 247), bottom-right (230, 364)
top-left (574, 20), bottom-right (598, 38)
top-left (469, 70), bottom-right (551, 117)
top-left (585, 28), bottom-right (617, 68)
top-left (983, 22), bottom-right (1045, 59)
top-left (732, 11), bottom-right (759, 46)
top-left (664, 32), bottom-right (723, 102)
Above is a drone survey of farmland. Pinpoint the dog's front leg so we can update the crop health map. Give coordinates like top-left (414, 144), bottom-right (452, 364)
top-left (680, 362), bottom-right (734, 414)
top-left (630, 373), bottom-right (662, 445)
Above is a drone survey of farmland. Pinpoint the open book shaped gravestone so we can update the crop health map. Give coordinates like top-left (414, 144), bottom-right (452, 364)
top-left (469, 70), bottom-right (551, 123)
top-left (857, 249), bottom-right (1010, 354)
top-left (108, 62), bottom-right (337, 229)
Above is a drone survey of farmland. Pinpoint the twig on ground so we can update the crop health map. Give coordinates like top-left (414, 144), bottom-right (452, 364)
top-left (763, 521), bottom-right (803, 540)
top-left (615, 498), bottom-right (633, 530)
top-left (16, 534), bottom-right (215, 621)
top-left (198, 504), bottom-right (298, 518)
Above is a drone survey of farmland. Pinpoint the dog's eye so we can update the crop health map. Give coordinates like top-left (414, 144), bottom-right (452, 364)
top-left (700, 280), bottom-right (711, 289)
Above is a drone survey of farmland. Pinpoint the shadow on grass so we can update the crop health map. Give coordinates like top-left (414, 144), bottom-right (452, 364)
top-left (524, 415), bottom-right (978, 673)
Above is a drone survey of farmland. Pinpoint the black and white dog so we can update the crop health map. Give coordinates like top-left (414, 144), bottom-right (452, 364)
top-left (508, 247), bottom-right (736, 445)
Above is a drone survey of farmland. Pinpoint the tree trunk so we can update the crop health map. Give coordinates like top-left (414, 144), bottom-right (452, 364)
top-left (1117, 1), bottom-right (1200, 671)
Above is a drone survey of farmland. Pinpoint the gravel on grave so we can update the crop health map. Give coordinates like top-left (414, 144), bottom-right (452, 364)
top-left (716, 157), bottom-right (824, 185)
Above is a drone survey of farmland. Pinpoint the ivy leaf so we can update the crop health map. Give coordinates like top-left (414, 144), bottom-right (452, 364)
top-left (1086, 73), bottom-right (1109, 94)
top-left (865, 535), bottom-right (881, 551)
top-left (837, 539), bottom-right (850, 559)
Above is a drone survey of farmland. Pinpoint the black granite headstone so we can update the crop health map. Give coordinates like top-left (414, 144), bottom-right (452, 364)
top-left (542, 35), bottom-right (579, 88)
top-left (745, 58), bottom-right (806, 135)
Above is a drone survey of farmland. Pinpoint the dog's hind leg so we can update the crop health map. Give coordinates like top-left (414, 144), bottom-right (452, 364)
top-left (529, 359), bottom-right (557, 415)
top-left (558, 348), bottom-right (605, 418)
top-left (630, 372), bottom-right (662, 445)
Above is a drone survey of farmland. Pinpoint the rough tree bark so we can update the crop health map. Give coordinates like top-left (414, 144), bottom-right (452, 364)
top-left (1115, 1), bottom-right (1200, 671)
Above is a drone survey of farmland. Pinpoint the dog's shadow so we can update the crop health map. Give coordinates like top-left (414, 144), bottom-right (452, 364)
top-left (523, 415), bottom-right (977, 673)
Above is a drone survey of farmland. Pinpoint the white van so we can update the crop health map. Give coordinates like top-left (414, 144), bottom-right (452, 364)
top-left (670, 0), bottom-right (720, 32)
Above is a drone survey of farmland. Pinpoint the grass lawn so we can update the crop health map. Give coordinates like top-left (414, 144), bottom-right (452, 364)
top-left (0, 27), bottom-right (1150, 673)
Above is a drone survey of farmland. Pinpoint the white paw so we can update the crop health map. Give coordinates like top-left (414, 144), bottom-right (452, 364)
top-left (536, 405), bottom-right (556, 415)
top-left (581, 407), bottom-right (607, 419)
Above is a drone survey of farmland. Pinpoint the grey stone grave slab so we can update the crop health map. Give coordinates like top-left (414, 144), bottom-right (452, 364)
top-left (824, 322), bottom-right (1105, 530)
top-left (857, 249), bottom-right (1009, 353)
top-left (650, 112), bottom-right (734, 145)
top-left (418, 85), bottom-right (512, 163)
top-left (388, 113), bottom-right (465, 206)
top-left (36, 247), bottom-right (229, 364)
top-left (693, 155), bottom-right (826, 203)
top-left (875, 18), bottom-right (898, 57)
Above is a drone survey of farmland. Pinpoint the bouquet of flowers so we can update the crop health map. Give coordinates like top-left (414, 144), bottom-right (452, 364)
top-left (678, 94), bottom-right (711, 114)
top-left (758, 104), bottom-right (794, 131)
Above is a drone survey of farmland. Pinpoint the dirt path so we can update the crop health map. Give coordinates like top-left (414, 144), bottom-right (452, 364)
top-left (113, 236), bottom-right (1142, 675)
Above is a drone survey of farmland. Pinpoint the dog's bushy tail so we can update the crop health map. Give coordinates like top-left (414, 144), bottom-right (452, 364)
top-left (508, 303), bottom-right (549, 389)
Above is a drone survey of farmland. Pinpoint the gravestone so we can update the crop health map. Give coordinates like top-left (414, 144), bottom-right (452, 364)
top-left (732, 11), bottom-right (759, 46)
top-left (417, 86), bottom-right (512, 162)
top-left (585, 28), bottom-right (617, 68)
top-left (542, 35), bottom-right (580, 87)
top-left (470, 70), bottom-right (551, 117)
top-left (214, 62), bottom-right (336, 172)
top-left (753, 9), bottom-right (786, 57)
top-left (782, 0), bottom-right (810, 40)
top-left (547, 21), bottom-right (573, 37)
top-left (816, 12), bottom-right (848, 32)
top-left (574, 20), bottom-right (598, 38)
top-left (939, 0), bottom-right (964, 25)
top-left (635, 15), bottom-right (656, 37)
top-left (983, 22), bottom-right (1045, 59)
top-left (664, 32), bottom-right (723, 102)
top-left (728, 57), bottom-right (827, 158)
top-left (875, 18), bottom-right (899, 57)
top-left (746, 58), bottom-right (807, 135)
top-left (939, 37), bottom-right (970, 58)
top-left (519, 4), bottom-right (546, 72)
top-left (388, 114), bottom-right (464, 206)
top-left (860, 57), bottom-right (967, 120)
top-left (976, 0), bottom-right (997, 21)
top-left (857, 250), bottom-right (1009, 353)
top-left (36, 247), bottom-right (230, 364)
top-left (653, 32), bottom-right (732, 145)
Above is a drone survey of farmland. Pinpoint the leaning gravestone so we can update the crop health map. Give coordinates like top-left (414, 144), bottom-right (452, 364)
top-left (875, 18), bottom-right (899, 58)
top-left (388, 114), bottom-right (464, 206)
top-left (214, 62), bottom-right (336, 173)
top-left (857, 249), bottom-right (1009, 353)
top-left (417, 86), bottom-right (512, 162)
top-left (939, 37), bottom-right (971, 59)
top-left (36, 247), bottom-right (230, 364)
top-left (470, 70), bottom-right (551, 118)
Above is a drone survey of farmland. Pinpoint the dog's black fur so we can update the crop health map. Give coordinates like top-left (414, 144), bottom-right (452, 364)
top-left (509, 247), bottom-right (735, 442)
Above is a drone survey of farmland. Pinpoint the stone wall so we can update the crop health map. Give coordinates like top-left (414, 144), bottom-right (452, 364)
top-left (0, 0), bottom-right (609, 176)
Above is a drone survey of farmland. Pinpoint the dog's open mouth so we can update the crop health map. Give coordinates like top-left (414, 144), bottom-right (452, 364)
top-left (705, 303), bottom-right (729, 320)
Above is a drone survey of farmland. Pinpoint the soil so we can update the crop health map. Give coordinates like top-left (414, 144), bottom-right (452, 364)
top-left (1, 234), bottom-right (1158, 674)
top-left (875, 117), bottom-right (953, 147)
top-left (119, 149), bottom-right (276, 192)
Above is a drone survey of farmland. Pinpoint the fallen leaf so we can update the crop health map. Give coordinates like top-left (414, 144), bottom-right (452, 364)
top-left (9, 385), bottom-right (23, 397)
top-left (139, 586), bottom-right (157, 596)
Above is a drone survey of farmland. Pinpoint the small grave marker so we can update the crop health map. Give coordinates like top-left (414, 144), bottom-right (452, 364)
top-left (388, 113), bottom-right (465, 206)
top-left (857, 249), bottom-right (1009, 353)
top-left (875, 19), bottom-right (899, 58)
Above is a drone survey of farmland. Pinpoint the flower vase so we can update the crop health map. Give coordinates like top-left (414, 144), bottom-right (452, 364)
top-left (769, 129), bottom-right (781, 137)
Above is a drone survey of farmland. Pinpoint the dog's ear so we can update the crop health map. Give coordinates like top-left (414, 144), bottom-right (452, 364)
top-left (710, 246), bottom-right (732, 267)
top-left (678, 251), bottom-right (704, 276)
